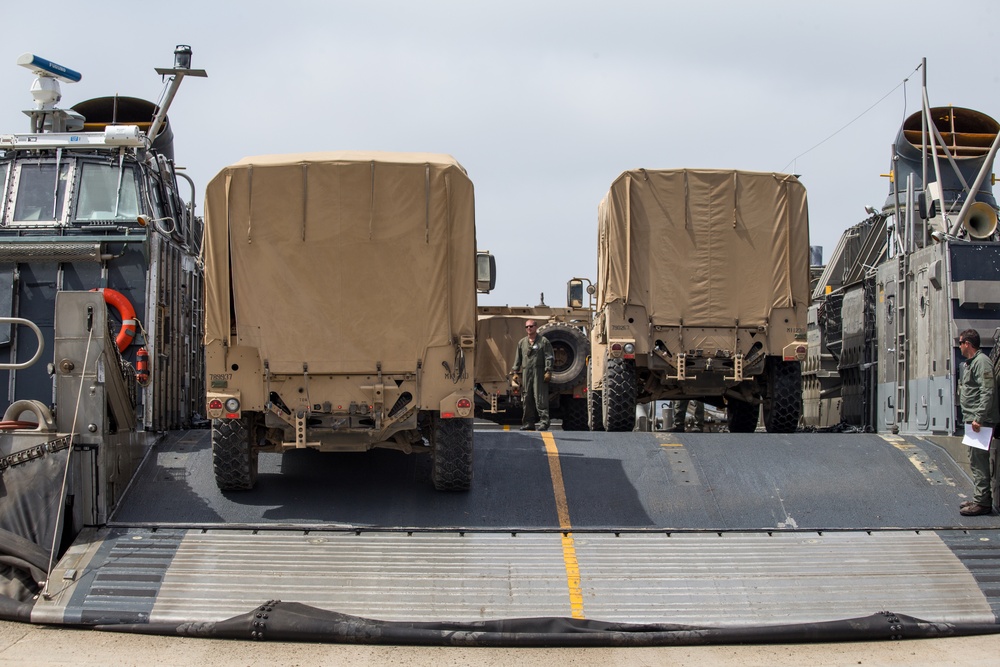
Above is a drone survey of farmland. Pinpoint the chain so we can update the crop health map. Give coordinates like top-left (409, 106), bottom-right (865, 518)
top-left (0, 435), bottom-right (73, 473)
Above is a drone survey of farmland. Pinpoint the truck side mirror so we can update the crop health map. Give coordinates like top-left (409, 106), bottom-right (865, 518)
top-left (476, 252), bottom-right (496, 293)
top-left (567, 279), bottom-right (584, 308)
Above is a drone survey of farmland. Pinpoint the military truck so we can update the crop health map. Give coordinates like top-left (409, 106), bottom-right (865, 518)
top-left (589, 169), bottom-right (810, 432)
top-left (203, 152), bottom-right (494, 491)
top-left (474, 283), bottom-right (592, 430)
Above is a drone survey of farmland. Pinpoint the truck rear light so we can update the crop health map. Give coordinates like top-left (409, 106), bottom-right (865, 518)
top-left (784, 345), bottom-right (808, 361)
top-left (610, 343), bottom-right (623, 359)
top-left (209, 399), bottom-right (223, 411)
top-left (224, 397), bottom-right (241, 412)
top-left (456, 397), bottom-right (472, 417)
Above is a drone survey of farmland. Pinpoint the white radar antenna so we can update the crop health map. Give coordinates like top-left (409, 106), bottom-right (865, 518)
top-left (16, 53), bottom-right (84, 132)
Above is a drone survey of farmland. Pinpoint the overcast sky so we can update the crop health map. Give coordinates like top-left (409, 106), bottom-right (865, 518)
top-left (2, 1), bottom-right (997, 307)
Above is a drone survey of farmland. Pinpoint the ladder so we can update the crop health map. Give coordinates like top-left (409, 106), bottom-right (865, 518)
top-left (894, 252), bottom-right (909, 428)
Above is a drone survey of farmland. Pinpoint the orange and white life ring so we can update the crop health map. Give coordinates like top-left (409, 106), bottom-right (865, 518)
top-left (91, 288), bottom-right (137, 352)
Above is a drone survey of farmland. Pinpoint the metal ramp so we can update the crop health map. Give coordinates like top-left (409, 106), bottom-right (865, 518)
top-left (33, 525), bottom-right (1000, 628)
top-left (27, 429), bottom-right (1000, 634)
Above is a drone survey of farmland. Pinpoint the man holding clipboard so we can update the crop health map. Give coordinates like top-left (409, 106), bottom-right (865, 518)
top-left (958, 329), bottom-right (1000, 516)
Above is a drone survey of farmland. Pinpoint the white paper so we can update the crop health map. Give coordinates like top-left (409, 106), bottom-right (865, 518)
top-left (962, 424), bottom-right (993, 450)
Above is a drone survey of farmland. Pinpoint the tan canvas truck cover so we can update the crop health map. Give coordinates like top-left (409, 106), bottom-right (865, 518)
top-left (474, 307), bottom-right (591, 391)
top-left (203, 151), bottom-right (476, 378)
top-left (475, 314), bottom-right (531, 386)
top-left (596, 169), bottom-right (810, 326)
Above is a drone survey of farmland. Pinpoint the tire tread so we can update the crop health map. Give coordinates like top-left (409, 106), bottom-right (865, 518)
top-left (212, 416), bottom-right (258, 491)
top-left (432, 417), bottom-right (474, 491)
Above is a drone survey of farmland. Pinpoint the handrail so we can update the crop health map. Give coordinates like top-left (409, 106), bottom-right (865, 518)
top-left (0, 317), bottom-right (45, 370)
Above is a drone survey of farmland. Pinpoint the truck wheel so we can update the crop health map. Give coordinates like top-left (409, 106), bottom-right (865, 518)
top-left (588, 390), bottom-right (604, 431)
top-left (538, 322), bottom-right (589, 392)
top-left (727, 399), bottom-right (759, 433)
top-left (559, 394), bottom-right (588, 431)
top-left (212, 414), bottom-right (259, 491)
top-left (587, 363), bottom-right (605, 431)
top-left (603, 356), bottom-right (637, 432)
top-left (431, 416), bottom-right (473, 491)
top-left (763, 359), bottom-right (802, 434)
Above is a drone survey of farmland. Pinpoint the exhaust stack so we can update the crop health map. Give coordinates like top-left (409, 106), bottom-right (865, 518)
top-left (72, 96), bottom-right (175, 160)
top-left (885, 106), bottom-right (999, 224)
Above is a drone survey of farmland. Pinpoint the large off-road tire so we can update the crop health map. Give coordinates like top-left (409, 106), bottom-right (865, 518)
top-left (559, 394), bottom-right (588, 431)
top-left (587, 363), bottom-right (604, 431)
top-left (431, 416), bottom-right (474, 491)
top-left (726, 398), bottom-right (759, 433)
top-left (538, 322), bottom-right (589, 392)
top-left (602, 356), bottom-right (637, 432)
top-left (212, 414), bottom-right (260, 491)
top-left (763, 359), bottom-right (802, 434)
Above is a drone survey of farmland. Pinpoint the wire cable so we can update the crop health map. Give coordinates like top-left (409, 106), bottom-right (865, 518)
top-left (781, 63), bottom-right (922, 173)
top-left (41, 324), bottom-right (94, 599)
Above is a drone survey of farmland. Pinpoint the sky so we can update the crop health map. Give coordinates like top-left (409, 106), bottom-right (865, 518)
top-left (1, 1), bottom-right (998, 308)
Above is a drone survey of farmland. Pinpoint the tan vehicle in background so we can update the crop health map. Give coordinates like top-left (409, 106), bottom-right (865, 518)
top-left (202, 151), bottom-right (494, 491)
top-left (474, 282), bottom-right (592, 430)
top-left (589, 169), bottom-right (810, 432)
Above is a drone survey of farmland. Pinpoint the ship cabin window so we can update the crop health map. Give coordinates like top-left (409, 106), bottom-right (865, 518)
top-left (0, 162), bottom-right (8, 216)
top-left (75, 162), bottom-right (140, 223)
top-left (11, 162), bottom-right (70, 225)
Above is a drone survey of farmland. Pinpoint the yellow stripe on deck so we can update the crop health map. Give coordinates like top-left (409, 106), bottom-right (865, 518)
top-left (882, 434), bottom-right (956, 487)
top-left (541, 431), bottom-right (585, 619)
top-left (656, 433), bottom-right (684, 447)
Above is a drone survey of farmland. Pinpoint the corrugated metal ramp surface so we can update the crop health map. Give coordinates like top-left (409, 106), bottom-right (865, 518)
top-left (32, 527), bottom-right (999, 627)
top-left (576, 531), bottom-right (993, 625)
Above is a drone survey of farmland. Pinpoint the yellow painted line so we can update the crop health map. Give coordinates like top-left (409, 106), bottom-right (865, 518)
top-left (502, 425), bottom-right (510, 431)
top-left (541, 431), bottom-right (585, 619)
top-left (884, 435), bottom-right (956, 487)
top-left (655, 434), bottom-right (683, 447)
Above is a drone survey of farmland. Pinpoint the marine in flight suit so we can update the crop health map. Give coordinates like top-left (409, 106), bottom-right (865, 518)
top-left (511, 319), bottom-right (554, 431)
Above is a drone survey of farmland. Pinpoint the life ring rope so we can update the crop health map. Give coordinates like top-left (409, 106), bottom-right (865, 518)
top-left (91, 288), bottom-right (137, 353)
